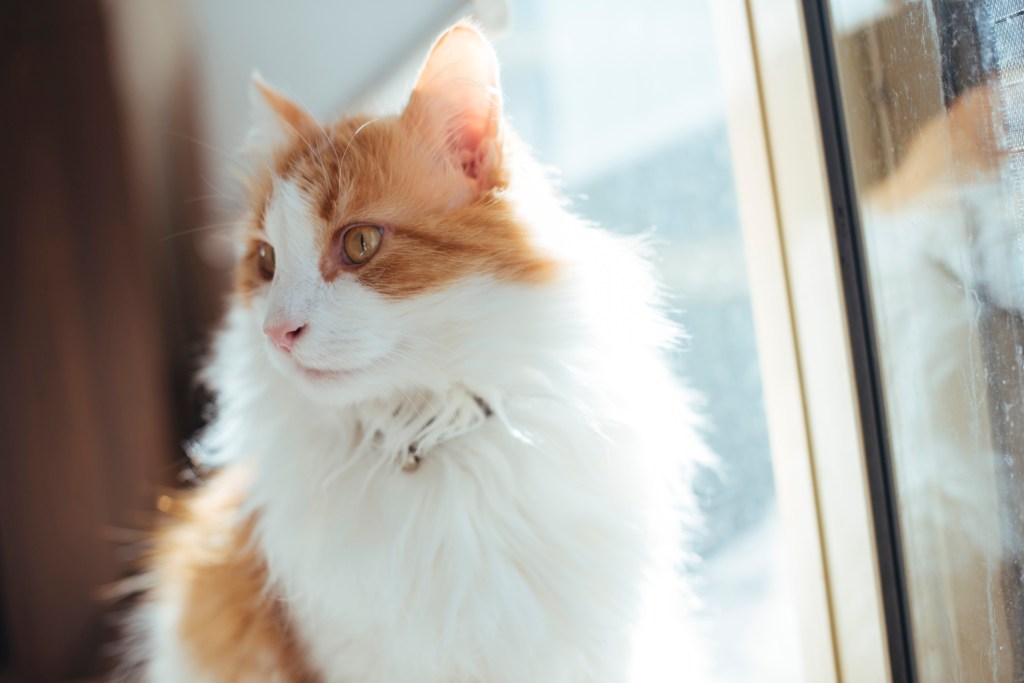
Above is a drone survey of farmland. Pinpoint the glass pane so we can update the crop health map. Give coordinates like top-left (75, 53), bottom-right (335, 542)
top-left (826, 1), bottom-right (1024, 679)
top-left (493, 2), bottom-right (802, 680)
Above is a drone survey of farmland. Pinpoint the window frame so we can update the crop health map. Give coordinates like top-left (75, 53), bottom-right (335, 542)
top-left (712, 0), bottom-right (899, 680)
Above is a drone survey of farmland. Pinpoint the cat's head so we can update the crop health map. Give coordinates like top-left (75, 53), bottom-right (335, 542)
top-left (233, 21), bottom-right (555, 404)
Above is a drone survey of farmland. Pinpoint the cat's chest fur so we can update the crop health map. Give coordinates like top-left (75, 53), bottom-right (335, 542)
top-left (247, 388), bottom-right (652, 683)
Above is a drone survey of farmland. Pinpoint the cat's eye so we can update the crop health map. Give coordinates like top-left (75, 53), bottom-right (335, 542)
top-left (341, 224), bottom-right (384, 265)
top-left (257, 241), bottom-right (275, 280)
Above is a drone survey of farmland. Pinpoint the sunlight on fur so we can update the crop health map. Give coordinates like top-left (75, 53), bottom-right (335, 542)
top-left (119, 20), bottom-right (713, 683)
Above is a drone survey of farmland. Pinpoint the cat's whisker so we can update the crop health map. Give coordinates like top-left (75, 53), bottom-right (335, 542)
top-left (397, 332), bottom-right (455, 354)
top-left (354, 423), bottom-right (400, 495)
top-left (159, 222), bottom-right (244, 243)
top-left (409, 352), bottom-right (449, 368)
top-left (169, 130), bottom-right (253, 171)
top-left (197, 174), bottom-right (248, 210)
top-left (390, 381), bottom-right (430, 429)
top-left (269, 109), bottom-right (334, 196)
top-left (293, 92), bottom-right (343, 172)
top-left (184, 192), bottom-right (247, 208)
top-left (321, 436), bottom-right (372, 488)
top-left (339, 118), bottom-right (379, 179)
top-left (386, 344), bottom-right (446, 367)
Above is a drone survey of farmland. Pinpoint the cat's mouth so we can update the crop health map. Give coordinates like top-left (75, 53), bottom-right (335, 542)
top-left (285, 347), bottom-right (399, 384)
top-left (291, 360), bottom-right (353, 381)
top-left (291, 355), bottom-right (391, 382)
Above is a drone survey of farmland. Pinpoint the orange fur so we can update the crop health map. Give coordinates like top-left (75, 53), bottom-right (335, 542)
top-left (234, 112), bottom-right (553, 300)
top-left (253, 78), bottom-right (318, 137)
top-left (870, 84), bottom-right (1003, 207)
top-left (149, 468), bottom-right (317, 682)
top-left (235, 22), bottom-right (555, 302)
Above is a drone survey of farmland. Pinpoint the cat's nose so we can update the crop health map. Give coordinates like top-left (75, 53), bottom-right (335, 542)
top-left (264, 321), bottom-right (307, 352)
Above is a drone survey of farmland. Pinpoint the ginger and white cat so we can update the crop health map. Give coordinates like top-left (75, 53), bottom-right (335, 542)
top-left (124, 21), bottom-right (711, 683)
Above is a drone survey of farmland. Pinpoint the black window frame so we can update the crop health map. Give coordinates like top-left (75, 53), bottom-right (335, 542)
top-left (798, 2), bottom-right (917, 681)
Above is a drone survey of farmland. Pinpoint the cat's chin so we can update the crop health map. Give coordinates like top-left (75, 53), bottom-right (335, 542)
top-left (275, 353), bottom-right (403, 405)
top-left (292, 361), bottom-right (355, 382)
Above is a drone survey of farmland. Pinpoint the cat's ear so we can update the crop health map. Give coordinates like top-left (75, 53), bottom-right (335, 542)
top-left (246, 72), bottom-right (317, 154)
top-left (403, 21), bottom-right (504, 194)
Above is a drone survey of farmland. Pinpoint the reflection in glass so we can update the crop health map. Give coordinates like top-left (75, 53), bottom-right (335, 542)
top-left (827, 1), bottom-right (1024, 680)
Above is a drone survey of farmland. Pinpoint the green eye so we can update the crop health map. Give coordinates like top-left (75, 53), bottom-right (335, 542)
top-left (342, 225), bottom-right (383, 265)
top-left (257, 241), bottom-right (275, 280)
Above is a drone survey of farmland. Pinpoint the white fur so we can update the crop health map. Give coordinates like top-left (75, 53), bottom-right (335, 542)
top-left (137, 156), bottom-right (711, 681)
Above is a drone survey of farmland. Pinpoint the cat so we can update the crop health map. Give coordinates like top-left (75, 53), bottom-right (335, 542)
top-left (121, 20), bottom-right (712, 683)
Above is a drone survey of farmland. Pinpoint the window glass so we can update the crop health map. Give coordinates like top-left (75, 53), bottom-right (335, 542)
top-left (826, 0), bottom-right (1024, 679)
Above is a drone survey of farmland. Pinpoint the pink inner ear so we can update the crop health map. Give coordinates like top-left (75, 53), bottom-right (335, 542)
top-left (452, 110), bottom-right (495, 179)
top-left (405, 23), bottom-right (503, 189)
top-left (460, 148), bottom-right (483, 180)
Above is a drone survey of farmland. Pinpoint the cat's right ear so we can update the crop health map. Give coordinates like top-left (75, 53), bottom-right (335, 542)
top-left (402, 21), bottom-right (504, 196)
top-left (246, 72), bottom-right (316, 155)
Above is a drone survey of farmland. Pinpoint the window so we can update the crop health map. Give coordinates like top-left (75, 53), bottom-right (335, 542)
top-left (820, 0), bottom-right (1024, 679)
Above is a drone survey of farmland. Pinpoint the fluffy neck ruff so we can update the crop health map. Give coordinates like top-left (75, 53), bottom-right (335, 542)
top-left (190, 219), bottom-right (707, 682)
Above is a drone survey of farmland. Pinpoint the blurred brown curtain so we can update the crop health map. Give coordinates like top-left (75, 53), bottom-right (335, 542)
top-left (0, 1), bottom-right (201, 680)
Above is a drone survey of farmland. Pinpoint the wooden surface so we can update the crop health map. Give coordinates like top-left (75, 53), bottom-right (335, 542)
top-left (0, 1), bottom-right (176, 679)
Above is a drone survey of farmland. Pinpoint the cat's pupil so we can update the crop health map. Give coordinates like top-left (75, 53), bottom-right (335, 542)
top-left (342, 225), bottom-right (383, 265)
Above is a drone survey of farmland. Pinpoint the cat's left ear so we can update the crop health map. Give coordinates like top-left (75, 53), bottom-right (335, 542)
top-left (403, 21), bottom-right (504, 194)
top-left (246, 72), bottom-right (317, 154)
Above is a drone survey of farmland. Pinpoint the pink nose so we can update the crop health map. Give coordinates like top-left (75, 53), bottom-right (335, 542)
top-left (264, 321), bottom-right (306, 352)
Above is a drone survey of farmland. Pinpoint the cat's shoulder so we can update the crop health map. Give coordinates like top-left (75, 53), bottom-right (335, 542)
top-left (142, 467), bottom-right (316, 683)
